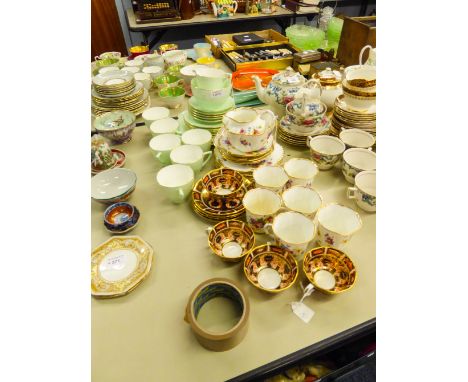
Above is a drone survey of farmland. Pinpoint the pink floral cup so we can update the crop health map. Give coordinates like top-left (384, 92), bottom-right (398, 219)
top-left (243, 188), bottom-right (283, 233)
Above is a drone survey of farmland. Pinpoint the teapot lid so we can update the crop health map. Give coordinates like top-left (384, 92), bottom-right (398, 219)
top-left (314, 67), bottom-right (342, 85)
top-left (273, 68), bottom-right (305, 86)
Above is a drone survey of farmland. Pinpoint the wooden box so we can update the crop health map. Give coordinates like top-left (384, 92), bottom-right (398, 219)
top-left (205, 29), bottom-right (289, 58)
top-left (337, 16), bottom-right (376, 66)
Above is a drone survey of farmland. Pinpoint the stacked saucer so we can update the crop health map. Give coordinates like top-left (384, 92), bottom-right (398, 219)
top-left (191, 168), bottom-right (250, 221)
top-left (278, 115), bottom-right (330, 147)
top-left (91, 70), bottom-right (150, 116)
top-left (330, 95), bottom-right (376, 136)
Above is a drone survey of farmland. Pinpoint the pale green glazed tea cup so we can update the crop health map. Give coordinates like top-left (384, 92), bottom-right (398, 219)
top-left (149, 133), bottom-right (181, 165)
top-left (169, 144), bottom-right (212, 173)
top-left (156, 164), bottom-right (194, 204)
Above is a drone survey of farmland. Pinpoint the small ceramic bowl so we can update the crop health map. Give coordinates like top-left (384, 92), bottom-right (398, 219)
top-left (91, 168), bottom-right (137, 204)
top-left (243, 244), bottom-right (298, 293)
top-left (208, 220), bottom-right (255, 262)
top-left (201, 168), bottom-right (247, 200)
top-left (103, 202), bottom-right (140, 233)
top-left (162, 49), bottom-right (187, 67)
top-left (303, 246), bottom-right (356, 294)
top-left (93, 110), bottom-right (136, 144)
top-left (158, 85), bottom-right (185, 109)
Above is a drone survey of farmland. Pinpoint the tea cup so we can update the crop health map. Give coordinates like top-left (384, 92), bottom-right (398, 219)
top-left (122, 66), bottom-right (140, 74)
top-left (162, 49), bottom-right (187, 67)
top-left (253, 165), bottom-right (289, 192)
top-left (316, 203), bottom-right (362, 249)
top-left (153, 73), bottom-right (183, 90)
top-left (264, 211), bottom-right (316, 258)
top-left (136, 53), bottom-right (164, 68)
top-left (98, 66), bottom-right (120, 75)
top-left (170, 144), bottom-right (212, 173)
top-left (194, 42), bottom-right (212, 58)
top-left (196, 56), bottom-right (216, 67)
top-left (347, 170), bottom-right (376, 212)
top-left (158, 85), bottom-right (185, 109)
top-left (142, 107), bottom-right (170, 128)
top-left (307, 135), bottom-right (346, 170)
top-left (242, 188), bottom-right (283, 233)
top-left (134, 72), bottom-right (152, 90)
top-left (283, 158), bottom-right (318, 188)
top-left (142, 65), bottom-right (164, 79)
top-left (159, 43), bottom-right (178, 55)
top-left (149, 133), bottom-right (181, 165)
top-left (181, 129), bottom-right (212, 152)
top-left (342, 148), bottom-right (376, 184)
top-left (339, 129), bottom-right (375, 149)
top-left (95, 51), bottom-right (121, 61)
top-left (281, 186), bottom-right (322, 219)
top-left (149, 117), bottom-right (180, 136)
top-left (156, 164), bottom-right (194, 204)
top-left (194, 67), bottom-right (231, 90)
top-left (124, 59), bottom-right (144, 70)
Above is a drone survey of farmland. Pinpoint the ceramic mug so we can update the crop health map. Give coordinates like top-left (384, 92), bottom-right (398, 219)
top-left (347, 170), bottom-right (376, 212)
top-left (316, 203), bottom-right (362, 249)
top-left (149, 133), bottom-right (181, 165)
top-left (242, 188), bottom-right (283, 233)
top-left (169, 144), bottom-right (212, 173)
top-left (156, 164), bottom-right (194, 204)
top-left (339, 129), bottom-right (375, 150)
top-left (134, 72), bottom-right (152, 90)
top-left (194, 42), bottom-right (212, 58)
top-left (181, 129), bottom-right (212, 152)
top-left (252, 165), bottom-right (289, 192)
top-left (264, 211), bottom-right (316, 258)
top-left (149, 117), bottom-right (180, 136)
top-left (281, 186), bottom-right (322, 219)
top-left (307, 135), bottom-right (346, 170)
top-left (283, 158), bottom-right (319, 188)
top-left (142, 107), bottom-right (170, 128)
top-left (342, 148), bottom-right (376, 184)
top-left (142, 65), bottom-right (164, 79)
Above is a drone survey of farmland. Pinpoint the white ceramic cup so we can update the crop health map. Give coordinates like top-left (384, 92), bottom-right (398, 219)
top-left (342, 148), bottom-right (376, 184)
top-left (142, 107), bottom-right (170, 128)
top-left (137, 53), bottom-right (164, 68)
top-left (339, 129), bottom-right (375, 149)
top-left (264, 211), bottom-right (316, 258)
top-left (283, 158), bottom-right (319, 188)
top-left (156, 164), bottom-right (194, 204)
top-left (316, 203), bottom-right (362, 249)
top-left (307, 135), bottom-right (346, 170)
top-left (242, 188), bottom-right (283, 233)
top-left (122, 66), bottom-right (140, 74)
top-left (347, 170), bottom-right (376, 212)
top-left (181, 129), bottom-right (212, 152)
top-left (253, 165), bottom-right (289, 192)
top-left (125, 60), bottom-right (144, 70)
top-left (149, 117), bottom-right (179, 136)
top-left (149, 133), bottom-right (181, 165)
top-left (169, 144), bottom-right (212, 173)
top-left (134, 72), bottom-right (152, 90)
top-left (281, 186), bottom-right (322, 219)
top-left (98, 66), bottom-right (120, 75)
top-left (194, 42), bottom-right (212, 58)
top-left (142, 65), bottom-right (164, 79)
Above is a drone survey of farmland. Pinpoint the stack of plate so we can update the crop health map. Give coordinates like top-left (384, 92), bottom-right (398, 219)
top-left (179, 96), bottom-right (235, 137)
top-left (278, 114), bottom-right (330, 147)
top-left (191, 168), bottom-right (249, 221)
top-left (330, 95), bottom-right (376, 136)
top-left (213, 127), bottom-right (284, 179)
top-left (91, 70), bottom-right (150, 116)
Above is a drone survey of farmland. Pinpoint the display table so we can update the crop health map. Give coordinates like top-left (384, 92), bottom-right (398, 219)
top-left (125, 7), bottom-right (319, 49)
top-left (91, 59), bottom-right (376, 382)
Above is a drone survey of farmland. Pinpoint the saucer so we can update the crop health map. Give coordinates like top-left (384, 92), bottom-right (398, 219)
top-left (92, 148), bottom-right (126, 175)
top-left (335, 94), bottom-right (376, 114)
top-left (189, 96), bottom-right (235, 114)
top-left (280, 115), bottom-right (330, 137)
top-left (214, 128), bottom-right (274, 158)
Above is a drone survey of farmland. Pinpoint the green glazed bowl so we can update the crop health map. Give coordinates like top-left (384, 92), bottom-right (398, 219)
top-left (153, 73), bottom-right (183, 90)
top-left (167, 64), bottom-right (185, 76)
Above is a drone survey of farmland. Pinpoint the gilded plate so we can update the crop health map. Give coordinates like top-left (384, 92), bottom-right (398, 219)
top-left (91, 236), bottom-right (153, 298)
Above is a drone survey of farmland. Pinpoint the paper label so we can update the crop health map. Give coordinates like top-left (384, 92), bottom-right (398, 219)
top-left (291, 302), bottom-right (315, 323)
top-left (105, 254), bottom-right (124, 267)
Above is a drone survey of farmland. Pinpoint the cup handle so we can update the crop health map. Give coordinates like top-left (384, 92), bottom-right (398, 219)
top-left (232, 0), bottom-right (238, 13)
top-left (201, 151), bottom-right (212, 168)
top-left (205, 226), bottom-right (213, 235)
top-left (94, 56), bottom-right (100, 61)
top-left (359, 45), bottom-right (372, 66)
top-left (306, 135), bottom-right (312, 148)
top-left (174, 188), bottom-right (186, 203)
top-left (263, 223), bottom-right (275, 238)
top-left (156, 152), bottom-right (165, 162)
top-left (347, 187), bottom-right (357, 199)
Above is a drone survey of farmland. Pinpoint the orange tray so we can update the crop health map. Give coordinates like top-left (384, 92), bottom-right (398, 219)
top-left (232, 68), bottom-right (279, 91)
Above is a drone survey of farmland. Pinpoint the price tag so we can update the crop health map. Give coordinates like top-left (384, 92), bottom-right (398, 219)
top-left (291, 302), bottom-right (315, 323)
top-left (212, 89), bottom-right (223, 97)
top-left (105, 254), bottom-right (123, 267)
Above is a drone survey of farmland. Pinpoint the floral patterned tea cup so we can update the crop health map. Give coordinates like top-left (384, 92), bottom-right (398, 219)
top-left (283, 158), bottom-right (318, 188)
top-left (281, 186), bottom-right (322, 219)
top-left (347, 170), bottom-right (376, 212)
top-left (264, 211), bottom-right (316, 258)
top-left (307, 135), bottom-right (346, 170)
top-left (253, 165), bottom-right (289, 192)
top-left (342, 148), bottom-right (376, 184)
top-left (243, 188), bottom-right (283, 233)
top-left (316, 203), bottom-right (362, 249)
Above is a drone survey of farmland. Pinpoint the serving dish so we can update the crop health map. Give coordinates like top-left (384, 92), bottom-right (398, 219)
top-left (91, 168), bottom-right (137, 204)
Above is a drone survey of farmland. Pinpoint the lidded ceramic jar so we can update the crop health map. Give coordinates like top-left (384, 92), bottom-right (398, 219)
top-left (311, 67), bottom-right (343, 109)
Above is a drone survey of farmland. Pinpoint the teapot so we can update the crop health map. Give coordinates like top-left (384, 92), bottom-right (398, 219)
top-left (222, 107), bottom-right (276, 153)
top-left (311, 67), bottom-right (343, 109)
top-left (212, 0), bottom-right (238, 18)
top-left (253, 68), bottom-right (317, 116)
